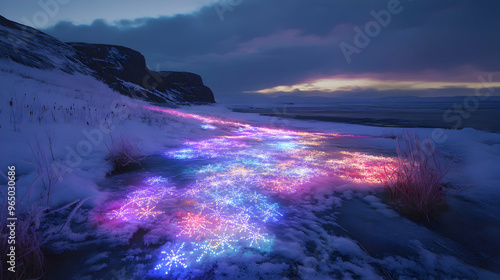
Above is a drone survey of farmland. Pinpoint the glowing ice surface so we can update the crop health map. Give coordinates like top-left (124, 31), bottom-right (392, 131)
top-left (98, 106), bottom-right (397, 275)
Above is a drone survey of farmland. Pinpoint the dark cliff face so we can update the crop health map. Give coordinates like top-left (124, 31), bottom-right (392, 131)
top-left (0, 15), bottom-right (215, 104)
top-left (69, 43), bottom-right (151, 86)
top-left (70, 43), bottom-right (216, 103)
top-left (151, 71), bottom-right (215, 103)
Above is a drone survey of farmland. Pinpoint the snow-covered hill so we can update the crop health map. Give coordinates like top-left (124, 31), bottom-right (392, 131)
top-left (0, 15), bottom-right (215, 104)
top-left (0, 15), bottom-right (89, 74)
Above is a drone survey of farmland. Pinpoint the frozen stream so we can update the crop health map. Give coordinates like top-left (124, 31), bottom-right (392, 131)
top-left (44, 107), bottom-right (498, 279)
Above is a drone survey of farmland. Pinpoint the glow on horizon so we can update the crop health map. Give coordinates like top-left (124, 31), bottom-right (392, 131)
top-left (250, 77), bottom-right (500, 94)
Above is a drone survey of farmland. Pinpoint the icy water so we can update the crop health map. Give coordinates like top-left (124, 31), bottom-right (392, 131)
top-left (45, 106), bottom-right (497, 279)
top-left (231, 98), bottom-right (500, 133)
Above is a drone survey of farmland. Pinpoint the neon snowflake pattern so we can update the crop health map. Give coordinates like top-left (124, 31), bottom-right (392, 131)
top-left (177, 213), bottom-right (212, 238)
top-left (96, 106), bottom-right (398, 275)
top-left (154, 243), bottom-right (188, 274)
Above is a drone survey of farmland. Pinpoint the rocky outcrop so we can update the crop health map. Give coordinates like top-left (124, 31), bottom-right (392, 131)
top-left (0, 15), bottom-right (215, 104)
top-left (151, 71), bottom-right (215, 103)
top-left (68, 43), bottom-right (215, 103)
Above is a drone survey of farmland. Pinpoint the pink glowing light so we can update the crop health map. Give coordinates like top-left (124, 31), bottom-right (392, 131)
top-left (327, 151), bottom-right (397, 183)
top-left (106, 206), bottom-right (137, 221)
top-left (142, 105), bottom-right (355, 139)
top-left (178, 213), bottom-right (212, 238)
top-left (103, 186), bottom-right (173, 222)
top-left (138, 205), bottom-right (164, 220)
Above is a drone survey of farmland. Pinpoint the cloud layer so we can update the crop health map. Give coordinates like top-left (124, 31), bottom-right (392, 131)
top-left (42, 0), bottom-right (500, 99)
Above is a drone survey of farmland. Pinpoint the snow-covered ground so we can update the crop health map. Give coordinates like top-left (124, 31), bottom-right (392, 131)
top-left (1, 63), bottom-right (500, 279)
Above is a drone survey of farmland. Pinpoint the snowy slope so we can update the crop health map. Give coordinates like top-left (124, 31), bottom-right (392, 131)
top-left (0, 15), bottom-right (90, 74)
top-left (0, 60), bottom-right (212, 206)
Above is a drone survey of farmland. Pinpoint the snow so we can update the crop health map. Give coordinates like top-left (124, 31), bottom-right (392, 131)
top-left (1, 62), bottom-right (500, 279)
top-left (0, 60), bottom-right (211, 207)
top-left (106, 47), bottom-right (127, 70)
top-left (0, 22), bottom-right (90, 74)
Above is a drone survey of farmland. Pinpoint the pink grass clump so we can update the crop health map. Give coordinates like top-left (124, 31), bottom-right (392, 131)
top-left (385, 131), bottom-right (451, 221)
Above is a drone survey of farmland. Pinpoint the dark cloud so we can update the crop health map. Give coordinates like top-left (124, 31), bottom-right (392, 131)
top-left (43, 0), bottom-right (500, 99)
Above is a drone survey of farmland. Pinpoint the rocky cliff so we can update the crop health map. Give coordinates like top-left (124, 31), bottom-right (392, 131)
top-left (0, 15), bottom-right (215, 104)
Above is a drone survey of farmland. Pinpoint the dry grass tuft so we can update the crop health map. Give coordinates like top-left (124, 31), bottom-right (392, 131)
top-left (385, 130), bottom-right (451, 221)
top-left (1, 135), bottom-right (88, 279)
top-left (106, 136), bottom-right (144, 173)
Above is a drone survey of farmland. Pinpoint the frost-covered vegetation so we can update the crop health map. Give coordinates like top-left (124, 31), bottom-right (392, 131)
top-left (385, 131), bottom-right (450, 220)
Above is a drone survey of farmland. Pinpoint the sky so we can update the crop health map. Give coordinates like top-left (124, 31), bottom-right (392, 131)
top-left (2, 0), bottom-right (500, 100)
